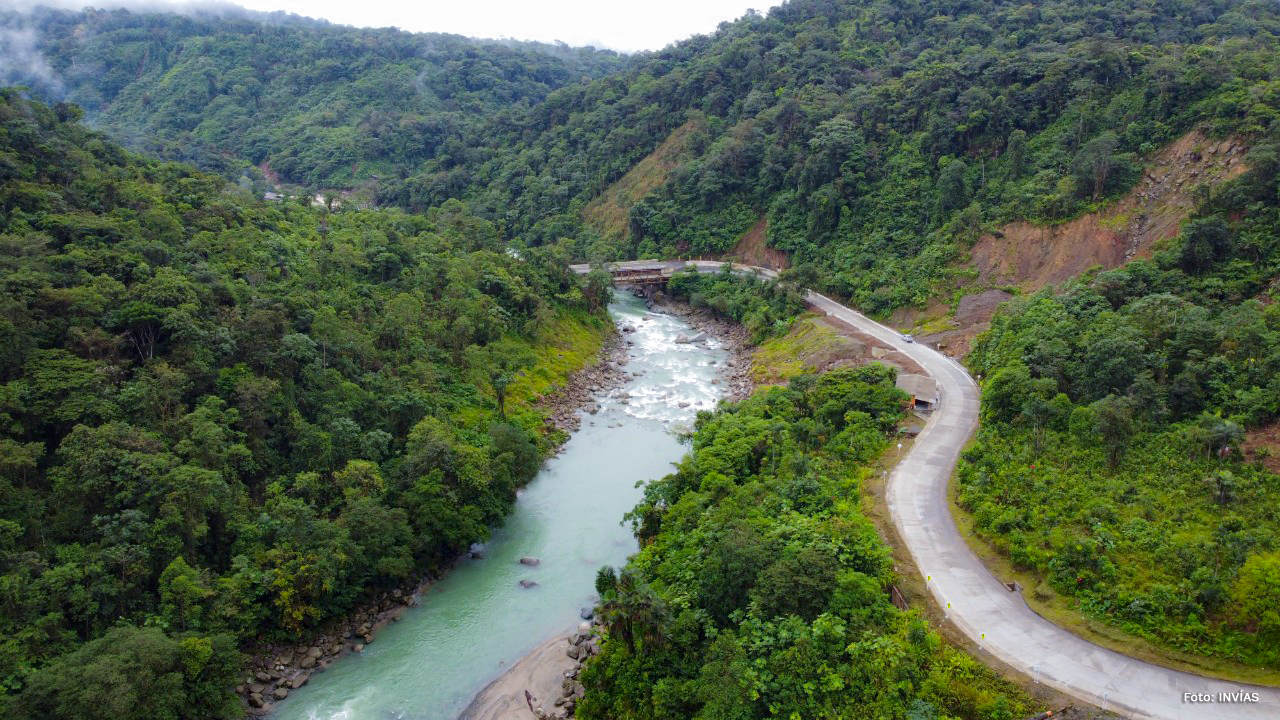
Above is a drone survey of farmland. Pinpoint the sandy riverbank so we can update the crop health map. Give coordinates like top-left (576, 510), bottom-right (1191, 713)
top-left (458, 629), bottom-right (590, 720)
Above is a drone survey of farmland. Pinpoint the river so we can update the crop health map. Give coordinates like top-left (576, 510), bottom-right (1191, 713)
top-left (271, 291), bottom-right (727, 720)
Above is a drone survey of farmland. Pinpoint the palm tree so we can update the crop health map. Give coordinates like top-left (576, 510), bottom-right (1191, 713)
top-left (596, 567), bottom-right (667, 652)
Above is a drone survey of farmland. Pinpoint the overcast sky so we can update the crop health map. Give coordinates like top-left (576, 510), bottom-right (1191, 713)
top-left (245, 0), bottom-right (771, 52)
top-left (7, 1), bottom-right (771, 53)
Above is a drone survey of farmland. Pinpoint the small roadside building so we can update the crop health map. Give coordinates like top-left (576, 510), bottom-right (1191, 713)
top-left (896, 373), bottom-right (938, 411)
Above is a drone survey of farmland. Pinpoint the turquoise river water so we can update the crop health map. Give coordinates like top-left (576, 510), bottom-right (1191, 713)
top-left (272, 291), bottom-right (726, 720)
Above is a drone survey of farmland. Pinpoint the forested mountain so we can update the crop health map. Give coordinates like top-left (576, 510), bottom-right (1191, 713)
top-left (8, 0), bottom-right (1280, 710)
top-left (16, 1), bottom-right (1280, 317)
top-left (0, 90), bottom-right (610, 717)
top-left (3, 5), bottom-right (624, 191)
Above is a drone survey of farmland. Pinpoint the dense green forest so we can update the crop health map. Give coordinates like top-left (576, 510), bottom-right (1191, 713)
top-left (959, 144), bottom-right (1280, 669)
top-left (580, 368), bottom-right (1030, 719)
top-left (3, 5), bottom-right (623, 191)
top-left (8, 0), bottom-right (1280, 709)
top-left (665, 267), bottom-right (808, 343)
top-left (0, 91), bottom-right (610, 716)
top-left (16, 2), bottom-right (1280, 318)
top-left (441, 0), bottom-right (1280, 313)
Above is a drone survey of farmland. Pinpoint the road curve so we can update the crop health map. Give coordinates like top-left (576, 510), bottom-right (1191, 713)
top-left (574, 260), bottom-right (1280, 720)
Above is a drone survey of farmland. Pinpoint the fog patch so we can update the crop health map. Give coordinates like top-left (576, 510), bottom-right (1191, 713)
top-left (0, 25), bottom-right (63, 97)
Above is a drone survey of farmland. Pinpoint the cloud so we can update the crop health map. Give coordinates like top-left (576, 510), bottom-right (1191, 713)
top-left (0, 25), bottom-right (63, 96)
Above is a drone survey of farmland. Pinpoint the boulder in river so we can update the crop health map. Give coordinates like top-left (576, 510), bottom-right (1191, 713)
top-left (273, 687), bottom-right (288, 701)
top-left (580, 606), bottom-right (594, 620)
top-left (519, 556), bottom-right (540, 567)
top-left (519, 579), bottom-right (539, 589)
top-left (675, 334), bottom-right (691, 344)
top-left (248, 693), bottom-right (265, 709)
top-left (299, 655), bottom-right (316, 670)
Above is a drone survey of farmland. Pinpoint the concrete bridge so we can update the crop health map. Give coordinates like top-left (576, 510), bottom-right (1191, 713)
top-left (571, 258), bottom-right (1280, 720)
top-left (569, 260), bottom-right (779, 281)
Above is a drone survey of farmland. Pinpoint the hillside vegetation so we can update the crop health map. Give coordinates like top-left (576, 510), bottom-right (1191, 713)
top-left (581, 370), bottom-right (1032, 720)
top-left (959, 142), bottom-right (1280, 671)
top-left (442, 0), bottom-right (1280, 315)
top-left (8, 0), bottom-right (1280, 707)
top-left (4, 5), bottom-right (624, 191)
top-left (0, 91), bottom-right (609, 718)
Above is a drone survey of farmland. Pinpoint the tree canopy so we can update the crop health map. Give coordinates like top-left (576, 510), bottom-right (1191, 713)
top-left (0, 90), bottom-right (609, 714)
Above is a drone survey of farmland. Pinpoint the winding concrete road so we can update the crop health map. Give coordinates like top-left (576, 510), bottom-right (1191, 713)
top-left (575, 260), bottom-right (1280, 719)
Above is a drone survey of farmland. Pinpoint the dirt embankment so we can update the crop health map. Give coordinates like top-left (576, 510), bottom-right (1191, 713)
top-left (971, 131), bottom-right (1246, 291)
top-left (722, 216), bottom-right (789, 271)
top-left (752, 313), bottom-right (925, 388)
top-left (903, 130), bottom-right (1247, 358)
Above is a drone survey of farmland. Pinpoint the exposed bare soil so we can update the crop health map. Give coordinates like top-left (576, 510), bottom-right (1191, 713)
top-left (1243, 420), bottom-right (1280, 474)
top-left (895, 131), bottom-right (1248, 360)
top-left (722, 215), bottom-right (789, 271)
top-left (970, 131), bottom-right (1247, 292)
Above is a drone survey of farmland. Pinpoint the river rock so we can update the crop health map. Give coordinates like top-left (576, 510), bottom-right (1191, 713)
top-left (305, 646), bottom-right (322, 659)
top-left (580, 606), bottom-right (594, 620)
top-left (353, 643), bottom-right (364, 652)
top-left (248, 693), bottom-right (265, 709)
top-left (675, 334), bottom-right (691, 343)
top-left (290, 674), bottom-right (309, 689)
top-left (519, 556), bottom-right (541, 567)
top-left (678, 401), bottom-right (690, 408)
top-left (616, 391), bottom-right (630, 400)
top-left (299, 655), bottom-right (316, 670)
top-left (248, 683), bottom-right (267, 695)
top-left (519, 579), bottom-right (539, 589)
top-left (276, 652), bottom-right (293, 666)
top-left (273, 687), bottom-right (288, 701)
top-left (566, 644), bottom-right (580, 660)
top-left (254, 671), bottom-right (271, 683)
